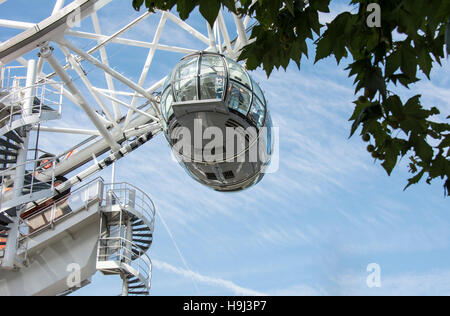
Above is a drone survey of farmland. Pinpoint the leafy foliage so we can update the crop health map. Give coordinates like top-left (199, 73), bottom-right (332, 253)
top-left (132, 0), bottom-right (450, 195)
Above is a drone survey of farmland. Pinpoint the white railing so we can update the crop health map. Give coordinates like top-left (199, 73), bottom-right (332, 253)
top-left (103, 182), bottom-right (156, 231)
top-left (0, 80), bottom-right (63, 129)
top-left (17, 178), bottom-right (104, 238)
top-left (0, 156), bottom-right (57, 209)
top-left (97, 236), bottom-right (152, 287)
top-left (1, 65), bottom-right (63, 131)
top-left (0, 66), bottom-right (26, 91)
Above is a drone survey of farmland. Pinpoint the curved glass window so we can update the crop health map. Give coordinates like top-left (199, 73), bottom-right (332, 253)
top-left (161, 88), bottom-right (173, 121)
top-left (252, 78), bottom-right (265, 104)
top-left (225, 58), bottom-right (251, 88)
top-left (163, 69), bottom-right (173, 91)
top-left (173, 56), bottom-right (198, 102)
top-left (200, 55), bottom-right (226, 100)
top-left (249, 96), bottom-right (265, 128)
top-left (266, 111), bottom-right (273, 155)
top-left (227, 82), bottom-right (252, 116)
top-left (173, 56), bottom-right (198, 81)
top-left (174, 77), bottom-right (197, 101)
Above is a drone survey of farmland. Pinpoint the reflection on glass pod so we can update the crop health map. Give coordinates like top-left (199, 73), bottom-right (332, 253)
top-left (160, 52), bottom-right (274, 192)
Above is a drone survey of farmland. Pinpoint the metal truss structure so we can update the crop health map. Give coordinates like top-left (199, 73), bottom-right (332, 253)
top-left (0, 0), bottom-right (251, 296)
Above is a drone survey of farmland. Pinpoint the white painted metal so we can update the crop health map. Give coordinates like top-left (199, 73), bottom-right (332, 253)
top-left (2, 59), bottom-right (36, 269)
top-left (41, 45), bottom-right (121, 152)
top-left (0, 0), bottom-right (250, 296)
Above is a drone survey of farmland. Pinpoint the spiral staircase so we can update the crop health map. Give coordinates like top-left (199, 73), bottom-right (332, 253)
top-left (0, 64), bottom-right (62, 269)
top-left (0, 63), bottom-right (155, 296)
top-left (97, 183), bottom-right (154, 296)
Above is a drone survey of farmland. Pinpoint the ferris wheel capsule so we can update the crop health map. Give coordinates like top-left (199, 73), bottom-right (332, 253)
top-left (160, 52), bottom-right (274, 192)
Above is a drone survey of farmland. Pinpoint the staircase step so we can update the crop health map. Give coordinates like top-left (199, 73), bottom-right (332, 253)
top-left (0, 214), bottom-right (13, 225)
top-left (0, 234), bottom-right (8, 238)
top-left (133, 240), bottom-right (152, 250)
top-left (0, 149), bottom-right (18, 156)
top-left (128, 291), bottom-right (148, 295)
top-left (0, 139), bottom-right (20, 150)
top-left (0, 158), bottom-right (17, 164)
top-left (133, 233), bottom-right (152, 238)
top-left (132, 220), bottom-right (145, 226)
top-left (128, 285), bottom-right (147, 289)
top-left (4, 131), bottom-right (23, 144)
top-left (132, 227), bottom-right (151, 232)
top-left (0, 225), bottom-right (10, 231)
top-left (15, 127), bottom-right (26, 138)
top-left (0, 242), bottom-right (6, 246)
top-left (4, 207), bottom-right (17, 217)
top-left (127, 278), bottom-right (141, 285)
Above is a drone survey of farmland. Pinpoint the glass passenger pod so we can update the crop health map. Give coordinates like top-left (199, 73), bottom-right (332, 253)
top-left (159, 52), bottom-right (273, 192)
top-left (160, 52), bottom-right (268, 131)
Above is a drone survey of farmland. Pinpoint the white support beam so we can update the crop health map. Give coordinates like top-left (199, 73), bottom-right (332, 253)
top-left (123, 12), bottom-right (167, 129)
top-left (164, 11), bottom-right (210, 46)
top-left (96, 89), bottom-right (159, 122)
top-left (206, 21), bottom-right (218, 52)
top-left (0, 19), bottom-right (35, 30)
top-left (146, 77), bottom-right (166, 94)
top-left (214, 22), bottom-right (222, 54)
top-left (41, 45), bottom-right (121, 152)
top-left (65, 30), bottom-right (198, 54)
top-left (91, 12), bottom-right (121, 121)
top-left (218, 11), bottom-right (232, 53)
top-left (233, 12), bottom-right (248, 49)
top-left (86, 11), bottom-right (151, 57)
top-left (93, 87), bottom-right (146, 98)
top-left (44, 10), bottom-right (151, 81)
top-left (16, 56), bottom-right (82, 108)
top-left (52, 0), bottom-right (65, 15)
top-left (32, 126), bottom-right (100, 136)
top-left (60, 46), bottom-right (119, 130)
top-left (59, 38), bottom-right (162, 119)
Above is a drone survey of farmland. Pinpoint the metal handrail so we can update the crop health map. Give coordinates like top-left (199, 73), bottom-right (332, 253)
top-left (0, 157), bottom-right (57, 209)
top-left (17, 177), bottom-right (104, 239)
top-left (0, 80), bottom-right (63, 128)
top-left (97, 236), bottom-right (152, 285)
top-left (103, 182), bottom-right (156, 231)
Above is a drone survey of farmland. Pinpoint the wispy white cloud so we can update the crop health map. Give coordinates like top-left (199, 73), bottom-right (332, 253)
top-left (335, 269), bottom-right (450, 296)
top-left (153, 259), bottom-right (266, 296)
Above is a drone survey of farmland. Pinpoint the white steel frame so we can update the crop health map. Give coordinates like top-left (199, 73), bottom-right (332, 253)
top-left (0, 0), bottom-right (251, 190)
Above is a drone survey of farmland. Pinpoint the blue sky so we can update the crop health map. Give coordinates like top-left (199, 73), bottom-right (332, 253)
top-left (1, 0), bottom-right (449, 296)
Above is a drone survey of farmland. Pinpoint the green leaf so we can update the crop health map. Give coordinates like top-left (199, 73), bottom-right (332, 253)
top-left (177, 0), bottom-right (198, 20)
top-left (382, 149), bottom-right (398, 176)
top-left (385, 50), bottom-right (401, 77)
top-left (417, 46), bottom-right (433, 79)
top-left (309, 0), bottom-right (330, 13)
top-left (400, 43), bottom-right (418, 80)
top-left (285, 0), bottom-right (295, 16)
top-left (404, 169), bottom-right (426, 190)
top-left (132, 0), bottom-right (144, 11)
top-left (411, 135), bottom-right (434, 162)
top-left (315, 35), bottom-right (333, 63)
top-left (383, 95), bottom-right (403, 117)
top-left (349, 103), bottom-right (382, 138)
top-left (198, 0), bottom-right (221, 27)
